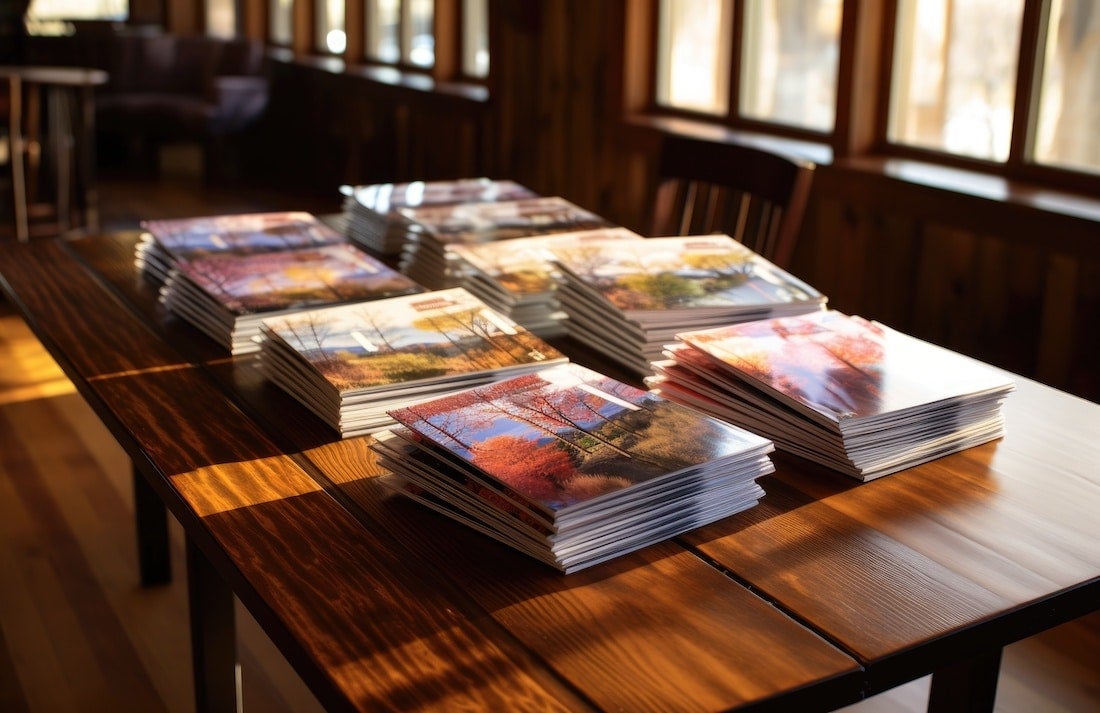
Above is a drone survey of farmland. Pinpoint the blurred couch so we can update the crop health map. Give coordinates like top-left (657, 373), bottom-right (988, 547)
top-left (29, 28), bottom-right (270, 179)
top-left (94, 33), bottom-right (268, 143)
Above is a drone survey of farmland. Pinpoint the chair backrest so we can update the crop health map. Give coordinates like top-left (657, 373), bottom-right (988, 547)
top-left (648, 133), bottom-right (816, 269)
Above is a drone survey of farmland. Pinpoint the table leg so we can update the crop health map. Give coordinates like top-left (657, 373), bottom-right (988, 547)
top-left (78, 83), bottom-right (99, 232)
top-left (133, 466), bottom-right (172, 586)
top-left (46, 86), bottom-right (72, 233)
top-left (187, 536), bottom-right (240, 713)
top-left (926, 647), bottom-right (1003, 713)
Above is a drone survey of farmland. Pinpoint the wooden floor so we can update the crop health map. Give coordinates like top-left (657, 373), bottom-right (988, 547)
top-left (1, 157), bottom-right (1097, 711)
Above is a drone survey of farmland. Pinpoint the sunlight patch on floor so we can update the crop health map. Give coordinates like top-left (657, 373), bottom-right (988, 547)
top-left (0, 314), bottom-right (76, 405)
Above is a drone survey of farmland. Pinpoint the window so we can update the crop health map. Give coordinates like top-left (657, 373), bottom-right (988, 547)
top-left (366, 0), bottom-right (434, 67)
top-left (24, 0), bottom-right (126, 20)
top-left (270, 0), bottom-right (293, 45)
top-left (366, 0), bottom-right (400, 62)
top-left (889, 0), bottom-right (1024, 162)
top-left (656, 0), bottom-right (732, 114)
top-left (23, 0), bottom-right (125, 34)
top-left (649, 0), bottom-right (1100, 185)
top-left (205, 0), bottom-right (236, 38)
top-left (359, 0), bottom-right (488, 79)
top-left (655, 0), bottom-right (842, 133)
top-left (740, 0), bottom-right (841, 132)
top-left (462, 0), bottom-right (489, 78)
top-left (1033, 0), bottom-right (1100, 174)
top-left (317, 0), bottom-right (347, 54)
top-left (405, 0), bottom-right (434, 67)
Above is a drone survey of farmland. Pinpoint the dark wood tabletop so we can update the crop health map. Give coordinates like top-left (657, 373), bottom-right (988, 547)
top-left (2, 232), bottom-right (1097, 712)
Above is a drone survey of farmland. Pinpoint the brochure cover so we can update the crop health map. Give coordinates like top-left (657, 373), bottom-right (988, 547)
top-left (386, 362), bottom-right (773, 521)
top-left (141, 211), bottom-right (345, 261)
top-left (172, 242), bottom-right (422, 316)
top-left (448, 227), bottom-right (643, 299)
top-left (676, 310), bottom-right (1016, 432)
top-left (375, 363), bottom-right (773, 571)
top-left (400, 196), bottom-right (612, 246)
top-left (549, 235), bottom-right (825, 316)
top-left (261, 287), bottom-right (567, 397)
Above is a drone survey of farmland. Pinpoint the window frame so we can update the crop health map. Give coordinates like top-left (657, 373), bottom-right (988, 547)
top-left (640, 0), bottom-right (1100, 197)
top-left (351, 0), bottom-right (487, 84)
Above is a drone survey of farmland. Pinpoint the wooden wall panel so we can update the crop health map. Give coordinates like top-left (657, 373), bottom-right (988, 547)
top-left (487, 0), bottom-right (631, 216)
top-left (252, 47), bottom-right (491, 193)
top-left (788, 172), bottom-right (1098, 403)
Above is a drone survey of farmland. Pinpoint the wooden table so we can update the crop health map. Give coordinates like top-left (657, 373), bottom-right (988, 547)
top-left (1, 232), bottom-right (1097, 712)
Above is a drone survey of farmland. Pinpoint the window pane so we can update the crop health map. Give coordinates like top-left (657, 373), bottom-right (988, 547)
top-left (367, 0), bottom-right (401, 62)
top-left (889, 0), bottom-right (1024, 161)
top-left (405, 0), bottom-right (435, 67)
top-left (463, 0), bottom-right (489, 77)
top-left (270, 0), bottom-right (293, 45)
top-left (205, 0), bottom-right (236, 38)
top-left (656, 0), bottom-right (732, 114)
top-left (317, 0), bottom-right (347, 54)
top-left (24, 0), bottom-right (127, 20)
top-left (740, 0), bottom-right (840, 131)
top-left (1034, 0), bottom-right (1100, 174)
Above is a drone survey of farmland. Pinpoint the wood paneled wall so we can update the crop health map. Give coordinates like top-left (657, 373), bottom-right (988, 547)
top-left (252, 56), bottom-right (489, 191)
top-left (485, 1), bottom-right (638, 213)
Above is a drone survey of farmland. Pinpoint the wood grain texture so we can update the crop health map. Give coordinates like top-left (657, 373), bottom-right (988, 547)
top-left (0, 240), bottom-right (185, 379)
top-left (308, 439), bottom-right (863, 712)
top-left (0, 241), bottom-right (618, 712)
top-left (682, 376), bottom-right (1100, 688)
top-left (0, 306), bottom-right (321, 713)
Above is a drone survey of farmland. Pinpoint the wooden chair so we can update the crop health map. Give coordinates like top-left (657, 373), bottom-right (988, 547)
top-left (1, 73), bottom-right (29, 242)
top-left (649, 133), bottom-right (816, 269)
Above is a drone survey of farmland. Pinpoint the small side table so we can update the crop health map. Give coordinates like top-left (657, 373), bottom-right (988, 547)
top-left (1, 65), bottom-right (108, 241)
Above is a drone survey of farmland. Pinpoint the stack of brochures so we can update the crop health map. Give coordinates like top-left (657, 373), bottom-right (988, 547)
top-left (340, 178), bottom-right (537, 256)
top-left (648, 310), bottom-right (1016, 481)
top-left (549, 235), bottom-right (827, 376)
top-left (372, 363), bottom-right (774, 573)
top-left (398, 196), bottom-right (612, 290)
top-left (161, 242), bottom-right (423, 354)
top-left (258, 288), bottom-right (567, 437)
top-left (136, 211), bottom-right (346, 285)
top-left (447, 227), bottom-right (643, 337)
